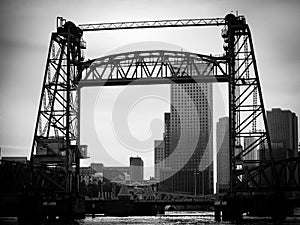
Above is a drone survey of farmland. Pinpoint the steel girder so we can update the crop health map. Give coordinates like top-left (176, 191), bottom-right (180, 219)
top-left (78, 18), bottom-right (225, 31)
top-left (80, 50), bottom-right (228, 87)
top-left (129, 188), bottom-right (215, 202)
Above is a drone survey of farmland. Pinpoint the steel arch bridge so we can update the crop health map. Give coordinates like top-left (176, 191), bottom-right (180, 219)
top-left (80, 50), bottom-right (228, 86)
top-left (28, 14), bottom-right (299, 198)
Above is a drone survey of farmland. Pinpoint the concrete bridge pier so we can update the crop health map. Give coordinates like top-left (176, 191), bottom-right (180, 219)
top-left (270, 192), bottom-right (287, 221)
top-left (214, 205), bottom-right (221, 222)
top-left (214, 192), bottom-right (293, 221)
top-left (221, 197), bottom-right (243, 221)
top-left (17, 193), bottom-right (43, 223)
top-left (155, 205), bottom-right (165, 215)
top-left (214, 198), bottom-right (243, 222)
top-left (17, 193), bottom-right (85, 223)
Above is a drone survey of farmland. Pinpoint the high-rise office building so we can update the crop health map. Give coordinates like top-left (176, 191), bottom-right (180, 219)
top-left (265, 108), bottom-right (298, 160)
top-left (244, 136), bottom-right (258, 161)
top-left (216, 117), bottom-right (230, 193)
top-left (129, 156), bottom-right (144, 181)
top-left (164, 113), bottom-right (171, 167)
top-left (154, 140), bottom-right (165, 181)
top-left (259, 108), bottom-right (298, 186)
top-left (167, 81), bottom-right (213, 194)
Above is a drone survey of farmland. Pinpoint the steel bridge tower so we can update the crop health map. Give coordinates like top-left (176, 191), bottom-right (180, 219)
top-left (30, 19), bottom-right (86, 194)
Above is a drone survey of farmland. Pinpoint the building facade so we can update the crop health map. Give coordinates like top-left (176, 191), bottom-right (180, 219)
top-left (166, 81), bottom-right (213, 195)
top-left (259, 108), bottom-right (298, 187)
top-left (154, 140), bottom-right (165, 181)
top-left (130, 156), bottom-right (144, 181)
top-left (244, 136), bottom-right (258, 161)
top-left (103, 166), bottom-right (130, 181)
top-left (216, 117), bottom-right (230, 193)
top-left (266, 108), bottom-right (298, 160)
top-left (164, 113), bottom-right (171, 167)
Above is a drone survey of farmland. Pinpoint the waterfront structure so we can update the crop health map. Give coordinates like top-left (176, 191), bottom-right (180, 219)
top-left (130, 156), bottom-right (144, 181)
top-left (216, 117), bottom-right (230, 193)
top-left (154, 140), bottom-right (165, 181)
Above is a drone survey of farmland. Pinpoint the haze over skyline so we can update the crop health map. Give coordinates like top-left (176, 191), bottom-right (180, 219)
top-left (1, 0), bottom-right (300, 179)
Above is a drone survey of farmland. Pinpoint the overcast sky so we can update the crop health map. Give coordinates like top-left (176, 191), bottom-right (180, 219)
top-left (0, 0), bottom-right (300, 179)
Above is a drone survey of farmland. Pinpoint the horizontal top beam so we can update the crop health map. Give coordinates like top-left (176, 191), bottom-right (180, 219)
top-left (79, 76), bottom-right (229, 88)
top-left (78, 18), bottom-right (226, 31)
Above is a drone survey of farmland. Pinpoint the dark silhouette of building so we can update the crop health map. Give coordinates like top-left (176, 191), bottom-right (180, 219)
top-left (260, 108), bottom-right (298, 161)
top-left (268, 108), bottom-right (298, 159)
top-left (1, 156), bottom-right (28, 163)
top-left (259, 108), bottom-right (298, 186)
top-left (130, 157), bottom-right (144, 181)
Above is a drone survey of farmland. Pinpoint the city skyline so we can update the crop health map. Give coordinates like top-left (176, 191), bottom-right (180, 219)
top-left (1, 0), bottom-right (300, 181)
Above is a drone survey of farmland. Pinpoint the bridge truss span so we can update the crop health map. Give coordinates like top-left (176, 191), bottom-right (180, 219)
top-left (78, 18), bottom-right (226, 31)
top-left (80, 50), bottom-right (228, 87)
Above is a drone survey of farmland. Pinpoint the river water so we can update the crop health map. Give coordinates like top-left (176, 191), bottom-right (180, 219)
top-left (2, 211), bottom-right (300, 225)
top-left (82, 211), bottom-right (300, 225)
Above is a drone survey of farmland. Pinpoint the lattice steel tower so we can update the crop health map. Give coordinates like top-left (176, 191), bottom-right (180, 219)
top-left (30, 18), bottom-right (86, 193)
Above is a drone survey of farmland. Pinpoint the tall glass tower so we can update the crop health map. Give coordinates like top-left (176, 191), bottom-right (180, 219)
top-left (166, 81), bottom-right (213, 194)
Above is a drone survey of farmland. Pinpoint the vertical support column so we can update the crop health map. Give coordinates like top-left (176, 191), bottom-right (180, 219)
top-left (76, 86), bottom-right (81, 193)
top-left (66, 26), bottom-right (71, 193)
top-left (214, 204), bottom-right (221, 221)
top-left (227, 17), bottom-right (236, 193)
top-left (77, 87), bottom-right (81, 151)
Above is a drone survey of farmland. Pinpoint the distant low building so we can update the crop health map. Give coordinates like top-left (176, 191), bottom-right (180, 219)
top-left (1, 157), bottom-right (28, 163)
top-left (80, 164), bottom-right (130, 183)
top-left (91, 163), bottom-right (104, 173)
top-left (80, 166), bottom-right (97, 184)
top-left (103, 167), bottom-right (130, 181)
top-left (130, 157), bottom-right (144, 181)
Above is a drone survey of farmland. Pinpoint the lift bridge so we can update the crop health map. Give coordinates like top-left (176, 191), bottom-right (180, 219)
top-left (1, 14), bottom-right (300, 221)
